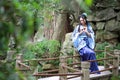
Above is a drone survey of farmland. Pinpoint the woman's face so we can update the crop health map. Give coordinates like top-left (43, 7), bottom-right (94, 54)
top-left (80, 17), bottom-right (86, 25)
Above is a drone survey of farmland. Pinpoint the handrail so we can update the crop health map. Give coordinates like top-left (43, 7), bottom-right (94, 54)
top-left (106, 62), bottom-right (112, 66)
top-left (33, 72), bottom-right (83, 77)
top-left (90, 66), bottom-right (117, 74)
top-left (63, 65), bottom-right (81, 72)
top-left (24, 50), bottom-right (114, 62)
top-left (24, 55), bottom-right (80, 62)
top-left (38, 69), bottom-right (59, 73)
top-left (24, 53), bottom-right (116, 63)
top-left (87, 57), bottom-right (117, 62)
top-left (106, 53), bottom-right (115, 57)
top-left (17, 62), bottom-right (31, 70)
top-left (68, 57), bottom-right (117, 66)
top-left (95, 50), bottom-right (104, 52)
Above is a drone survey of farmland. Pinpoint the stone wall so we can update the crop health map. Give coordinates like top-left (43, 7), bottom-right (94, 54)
top-left (87, 0), bottom-right (120, 46)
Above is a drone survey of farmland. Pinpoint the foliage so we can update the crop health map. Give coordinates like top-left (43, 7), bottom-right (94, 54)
top-left (67, 58), bottom-right (73, 64)
top-left (0, 0), bottom-right (42, 79)
top-left (0, 0), bottom-right (40, 56)
top-left (24, 40), bottom-right (61, 60)
top-left (95, 42), bottom-right (110, 51)
top-left (23, 40), bottom-right (61, 67)
top-left (22, 48), bottom-right (35, 60)
top-left (76, 0), bottom-right (93, 13)
top-left (110, 75), bottom-right (120, 80)
top-left (95, 42), bottom-right (120, 65)
top-left (95, 42), bottom-right (110, 65)
top-left (0, 0), bottom-right (61, 79)
top-left (0, 61), bottom-right (24, 80)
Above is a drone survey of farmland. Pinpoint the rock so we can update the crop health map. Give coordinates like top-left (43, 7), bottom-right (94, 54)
top-left (95, 8), bottom-right (116, 21)
top-left (61, 32), bottom-right (74, 55)
top-left (62, 32), bottom-right (73, 50)
top-left (105, 19), bottom-right (120, 31)
top-left (96, 22), bottom-right (105, 30)
top-left (89, 22), bottom-right (97, 31)
top-left (88, 8), bottom-right (116, 21)
top-left (42, 64), bottom-right (55, 70)
top-left (105, 19), bottom-right (115, 31)
top-left (34, 27), bottom-right (46, 42)
top-left (108, 39), bottom-right (119, 45)
top-left (103, 31), bottom-right (118, 40)
top-left (117, 12), bottom-right (120, 21)
top-left (95, 30), bottom-right (105, 42)
top-left (95, 0), bottom-right (119, 8)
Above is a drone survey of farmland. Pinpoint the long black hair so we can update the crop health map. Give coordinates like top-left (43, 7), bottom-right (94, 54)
top-left (78, 13), bottom-right (88, 24)
top-left (78, 13), bottom-right (89, 32)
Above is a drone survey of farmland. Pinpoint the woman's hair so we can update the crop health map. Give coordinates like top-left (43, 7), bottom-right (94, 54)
top-left (78, 14), bottom-right (87, 20)
top-left (78, 13), bottom-right (88, 25)
top-left (78, 13), bottom-right (89, 32)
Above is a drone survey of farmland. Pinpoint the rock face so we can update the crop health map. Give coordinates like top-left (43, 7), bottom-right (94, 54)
top-left (87, 0), bottom-right (120, 46)
top-left (61, 32), bottom-right (74, 55)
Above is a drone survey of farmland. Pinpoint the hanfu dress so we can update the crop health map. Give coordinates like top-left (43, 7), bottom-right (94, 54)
top-left (72, 23), bottom-right (100, 73)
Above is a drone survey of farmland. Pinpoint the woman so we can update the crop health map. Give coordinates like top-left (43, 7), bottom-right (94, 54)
top-left (72, 13), bottom-right (100, 74)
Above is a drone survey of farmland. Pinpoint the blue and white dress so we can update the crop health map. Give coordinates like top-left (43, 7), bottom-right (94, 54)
top-left (72, 23), bottom-right (100, 73)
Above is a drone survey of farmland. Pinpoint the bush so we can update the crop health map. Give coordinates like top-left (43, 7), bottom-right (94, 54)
top-left (110, 75), bottom-right (120, 80)
top-left (95, 42), bottom-right (110, 65)
top-left (23, 40), bottom-right (61, 59)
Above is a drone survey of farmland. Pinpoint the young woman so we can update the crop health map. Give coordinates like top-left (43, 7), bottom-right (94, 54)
top-left (72, 13), bottom-right (100, 74)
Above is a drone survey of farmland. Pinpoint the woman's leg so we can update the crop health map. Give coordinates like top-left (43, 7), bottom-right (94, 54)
top-left (79, 46), bottom-right (100, 74)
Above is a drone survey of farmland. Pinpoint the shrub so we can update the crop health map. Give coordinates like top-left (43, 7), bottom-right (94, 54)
top-left (95, 42), bottom-right (110, 65)
top-left (23, 40), bottom-right (61, 59)
top-left (110, 75), bottom-right (120, 80)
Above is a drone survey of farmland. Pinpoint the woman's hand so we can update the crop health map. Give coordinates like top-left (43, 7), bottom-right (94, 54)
top-left (83, 27), bottom-right (91, 37)
top-left (79, 29), bottom-right (84, 34)
top-left (83, 27), bottom-right (87, 32)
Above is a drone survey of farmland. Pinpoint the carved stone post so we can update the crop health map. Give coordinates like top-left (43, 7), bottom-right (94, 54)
top-left (59, 56), bottom-right (67, 80)
top-left (81, 61), bottom-right (90, 80)
top-left (114, 49), bottom-right (120, 66)
top-left (6, 49), bottom-right (16, 62)
top-left (112, 50), bottom-right (120, 76)
top-left (6, 35), bottom-right (16, 62)
top-left (104, 46), bottom-right (111, 68)
top-left (16, 54), bottom-right (23, 69)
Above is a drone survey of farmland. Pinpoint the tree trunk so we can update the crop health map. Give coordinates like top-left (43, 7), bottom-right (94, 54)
top-left (52, 12), bottom-right (68, 43)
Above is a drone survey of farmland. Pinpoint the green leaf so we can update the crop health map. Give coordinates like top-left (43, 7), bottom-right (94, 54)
top-left (85, 0), bottom-right (93, 7)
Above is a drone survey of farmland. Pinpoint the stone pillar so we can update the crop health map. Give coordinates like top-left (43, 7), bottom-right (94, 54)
top-left (6, 50), bottom-right (16, 62)
top-left (112, 50), bottom-right (120, 76)
top-left (16, 54), bottom-right (23, 69)
top-left (81, 61), bottom-right (90, 80)
top-left (59, 56), bottom-right (67, 80)
top-left (104, 46), bottom-right (111, 68)
top-left (6, 35), bottom-right (16, 62)
top-left (114, 49), bottom-right (120, 66)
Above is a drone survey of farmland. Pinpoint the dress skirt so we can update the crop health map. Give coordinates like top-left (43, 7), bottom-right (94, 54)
top-left (79, 46), bottom-right (100, 74)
